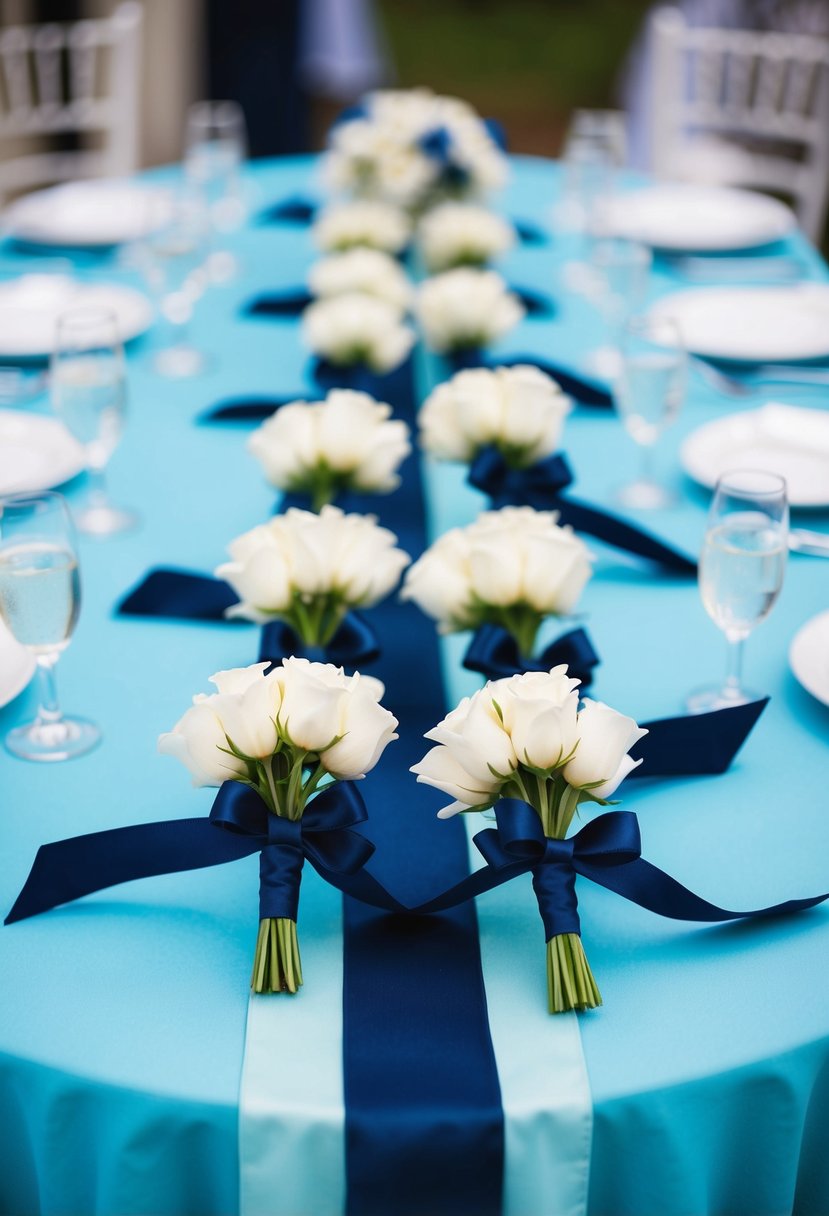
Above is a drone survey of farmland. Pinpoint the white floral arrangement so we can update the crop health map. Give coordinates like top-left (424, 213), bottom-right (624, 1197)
top-left (160, 659), bottom-right (398, 993)
top-left (312, 200), bottom-right (412, 255)
top-left (323, 88), bottom-right (508, 211)
top-left (418, 203), bottom-right (515, 273)
top-left (412, 668), bottom-right (647, 1011)
top-left (216, 505), bottom-right (410, 645)
top-left (302, 292), bottom-right (415, 373)
top-left (401, 505), bottom-right (592, 659)
top-left (248, 389), bottom-right (411, 510)
top-left (416, 268), bottom-right (524, 354)
top-left (308, 249), bottom-right (413, 312)
top-left (419, 365), bottom-right (571, 467)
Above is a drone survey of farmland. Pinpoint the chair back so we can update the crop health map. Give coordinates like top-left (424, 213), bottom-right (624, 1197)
top-left (0, 2), bottom-right (143, 204)
top-left (650, 6), bottom-right (829, 240)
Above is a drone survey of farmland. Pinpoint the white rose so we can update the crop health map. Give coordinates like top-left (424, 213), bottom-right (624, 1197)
top-left (416, 268), bottom-right (524, 353)
top-left (216, 506), bottom-right (409, 624)
top-left (411, 743), bottom-right (501, 815)
top-left (308, 249), bottom-right (412, 311)
top-left (302, 292), bottom-right (415, 373)
top-left (158, 662), bottom-right (282, 784)
top-left (563, 700), bottom-right (648, 795)
top-left (419, 365), bottom-right (570, 466)
top-left (248, 390), bottom-right (411, 495)
top-left (312, 201), bottom-right (411, 254)
top-left (399, 527), bottom-right (474, 629)
top-left (496, 668), bottom-right (581, 771)
top-left (275, 658), bottom-right (398, 777)
top-left (419, 203), bottom-right (514, 272)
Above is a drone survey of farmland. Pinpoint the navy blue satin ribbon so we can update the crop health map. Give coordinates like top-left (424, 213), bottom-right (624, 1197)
top-left (244, 289), bottom-right (313, 319)
top-left (115, 567), bottom-right (380, 669)
top-left (512, 287), bottom-right (556, 318)
top-left (463, 622), bottom-right (600, 688)
top-left (198, 396), bottom-right (300, 424)
top-left (311, 355), bottom-right (416, 413)
top-left (469, 446), bottom-right (697, 574)
top-left (259, 195), bottom-right (318, 225)
top-left (449, 350), bottom-right (613, 409)
top-left (9, 787), bottom-right (826, 956)
top-left (632, 697), bottom-right (769, 779)
top-left (513, 219), bottom-right (548, 246)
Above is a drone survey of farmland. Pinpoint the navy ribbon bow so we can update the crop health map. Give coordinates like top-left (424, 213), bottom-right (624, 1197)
top-left (463, 622), bottom-right (600, 688)
top-left (4, 781), bottom-right (375, 928)
top-left (469, 446), bottom-right (697, 574)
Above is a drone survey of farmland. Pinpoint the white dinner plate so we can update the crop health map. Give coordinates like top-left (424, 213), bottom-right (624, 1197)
top-left (648, 284), bottom-right (829, 362)
top-left (0, 619), bottom-right (35, 708)
top-left (790, 611), bottom-right (829, 707)
top-left (602, 184), bottom-right (794, 252)
top-left (0, 409), bottom-right (85, 495)
top-left (0, 275), bottom-right (153, 358)
top-left (680, 403), bottom-right (829, 508)
top-left (4, 180), bottom-right (171, 247)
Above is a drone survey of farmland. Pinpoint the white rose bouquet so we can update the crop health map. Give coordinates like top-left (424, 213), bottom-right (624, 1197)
top-left (419, 365), bottom-right (571, 468)
top-left (418, 203), bottom-right (515, 273)
top-left (160, 659), bottom-right (398, 993)
top-left (248, 390), bottom-right (412, 511)
top-left (312, 200), bottom-right (412, 255)
top-left (307, 249), bottom-right (413, 312)
top-left (302, 292), bottom-right (415, 374)
top-left (216, 505), bottom-right (410, 645)
top-left (401, 506), bottom-right (592, 660)
top-left (416, 268), bottom-right (524, 354)
top-left (412, 669), bottom-right (647, 1011)
top-left (323, 88), bottom-right (508, 211)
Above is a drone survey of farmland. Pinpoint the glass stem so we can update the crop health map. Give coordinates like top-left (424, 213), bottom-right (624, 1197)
top-left (639, 442), bottom-right (654, 486)
top-left (723, 635), bottom-right (745, 699)
top-left (86, 465), bottom-right (108, 507)
top-left (35, 654), bottom-right (63, 726)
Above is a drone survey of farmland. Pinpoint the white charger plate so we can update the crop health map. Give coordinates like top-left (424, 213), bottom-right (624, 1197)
top-left (680, 403), bottom-right (829, 508)
top-left (4, 181), bottom-right (171, 247)
top-left (0, 620), bottom-right (35, 708)
top-left (602, 184), bottom-right (794, 252)
top-left (0, 409), bottom-right (85, 495)
top-left (790, 611), bottom-right (829, 708)
top-left (0, 275), bottom-right (153, 358)
top-left (648, 284), bottom-right (829, 362)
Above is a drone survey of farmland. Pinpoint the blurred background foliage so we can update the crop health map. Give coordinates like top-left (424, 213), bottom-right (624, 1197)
top-left (371, 0), bottom-right (653, 154)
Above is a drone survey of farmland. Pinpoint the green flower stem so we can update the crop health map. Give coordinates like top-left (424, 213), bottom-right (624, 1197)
top-left (489, 604), bottom-right (543, 662)
top-left (251, 917), bottom-right (304, 994)
top-left (517, 774), bottom-right (603, 1015)
top-left (281, 591), bottom-right (348, 649)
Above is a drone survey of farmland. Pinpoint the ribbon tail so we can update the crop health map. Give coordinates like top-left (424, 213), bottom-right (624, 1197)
top-left (554, 497), bottom-right (697, 574)
top-left (5, 819), bottom-right (260, 925)
top-left (199, 397), bottom-right (298, 424)
top-left (117, 568), bottom-right (240, 621)
top-left (244, 290), bottom-right (314, 319)
top-left (630, 698), bottom-right (769, 778)
top-left (576, 856), bottom-right (829, 924)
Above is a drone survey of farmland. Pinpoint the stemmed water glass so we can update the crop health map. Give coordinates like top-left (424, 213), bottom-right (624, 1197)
top-left (584, 237), bottom-right (652, 378)
top-left (184, 100), bottom-right (248, 282)
top-left (688, 470), bottom-right (788, 713)
top-left (141, 187), bottom-right (210, 378)
top-left (614, 314), bottom-right (686, 509)
top-left (0, 490), bottom-right (100, 760)
top-left (51, 306), bottom-right (137, 536)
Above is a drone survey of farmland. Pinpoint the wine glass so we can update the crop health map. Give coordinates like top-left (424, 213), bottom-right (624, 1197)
top-left (0, 491), bottom-right (100, 761)
top-left (141, 187), bottom-right (210, 378)
top-left (614, 314), bottom-right (687, 509)
top-left (184, 100), bottom-right (247, 282)
top-left (51, 306), bottom-right (137, 536)
top-left (688, 470), bottom-right (788, 714)
top-left (557, 110), bottom-right (626, 295)
top-left (584, 237), bottom-right (652, 378)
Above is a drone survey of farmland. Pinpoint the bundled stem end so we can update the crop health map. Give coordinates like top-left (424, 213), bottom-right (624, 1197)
top-left (546, 932), bottom-right (602, 1014)
top-left (251, 917), bottom-right (304, 994)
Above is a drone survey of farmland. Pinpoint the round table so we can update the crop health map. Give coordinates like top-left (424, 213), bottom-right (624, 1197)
top-left (2, 155), bottom-right (829, 1216)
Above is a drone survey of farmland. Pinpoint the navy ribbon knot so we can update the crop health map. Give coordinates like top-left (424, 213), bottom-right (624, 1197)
top-left (463, 621), bottom-right (600, 687)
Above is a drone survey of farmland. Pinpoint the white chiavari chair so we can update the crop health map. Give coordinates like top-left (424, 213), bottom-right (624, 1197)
top-left (0, 1), bottom-right (143, 206)
top-left (650, 6), bottom-right (829, 240)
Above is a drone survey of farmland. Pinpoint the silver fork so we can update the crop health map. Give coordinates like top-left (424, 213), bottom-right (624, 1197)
top-left (692, 358), bottom-right (829, 397)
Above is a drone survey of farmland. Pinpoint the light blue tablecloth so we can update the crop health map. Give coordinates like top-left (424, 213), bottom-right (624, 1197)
top-left (2, 155), bottom-right (829, 1216)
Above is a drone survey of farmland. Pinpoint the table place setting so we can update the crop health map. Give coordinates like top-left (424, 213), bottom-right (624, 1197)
top-left (3, 78), bottom-right (829, 1216)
